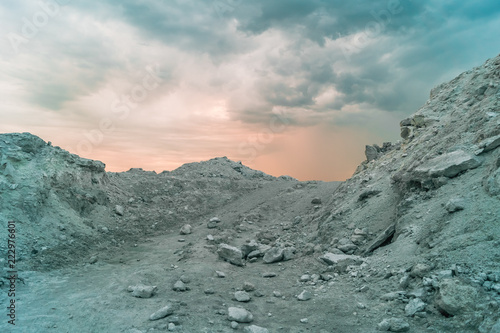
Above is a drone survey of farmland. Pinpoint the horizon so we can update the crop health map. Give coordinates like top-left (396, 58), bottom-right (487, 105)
top-left (1, 1), bottom-right (500, 181)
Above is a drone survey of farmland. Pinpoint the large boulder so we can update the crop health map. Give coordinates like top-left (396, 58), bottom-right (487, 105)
top-left (435, 279), bottom-right (478, 316)
top-left (217, 244), bottom-right (244, 266)
top-left (414, 150), bottom-right (482, 179)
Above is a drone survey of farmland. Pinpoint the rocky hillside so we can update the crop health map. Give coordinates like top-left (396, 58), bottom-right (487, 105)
top-left (0, 54), bottom-right (499, 333)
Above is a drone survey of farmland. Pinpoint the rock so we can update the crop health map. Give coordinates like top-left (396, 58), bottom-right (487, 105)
top-left (243, 282), bottom-right (256, 292)
top-left (445, 198), bottom-right (466, 213)
top-left (115, 205), bottom-right (124, 216)
top-left (297, 290), bottom-right (312, 301)
top-left (300, 318), bottom-right (308, 323)
top-left (479, 134), bottom-right (500, 153)
top-left (411, 115), bottom-right (425, 127)
top-left (173, 280), bottom-right (187, 292)
top-left (263, 247), bottom-right (284, 264)
top-left (282, 247), bottom-right (296, 261)
top-left (405, 298), bottom-right (426, 316)
top-left (414, 150), bottom-right (482, 179)
top-left (400, 118), bottom-right (412, 126)
top-left (300, 274), bottom-right (311, 282)
top-left (217, 244), bottom-right (244, 266)
top-left (365, 145), bottom-right (379, 161)
top-left (293, 216), bottom-right (302, 225)
top-left (381, 291), bottom-right (406, 301)
top-left (234, 291), bottom-right (251, 302)
top-left (207, 221), bottom-right (218, 229)
top-left (319, 253), bottom-right (363, 272)
top-left (216, 270), bottom-right (226, 278)
top-left (435, 279), bottom-right (478, 316)
top-left (410, 263), bottom-right (431, 278)
top-left (241, 240), bottom-right (260, 258)
top-left (363, 224), bottom-right (396, 255)
top-left (358, 190), bottom-right (382, 202)
top-left (243, 325), bottom-right (269, 333)
top-left (377, 318), bottom-right (410, 332)
top-left (180, 224), bottom-right (192, 235)
top-left (127, 284), bottom-right (158, 298)
top-left (150, 304), bottom-right (176, 321)
top-left (247, 250), bottom-right (262, 259)
top-left (400, 127), bottom-right (412, 140)
top-left (227, 307), bottom-right (253, 323)
top-left (262, 272), bottom-right (277, 278)
top-left (337, 242), bottom-right (358, 254)
top-left (210, 217), bottom-right (221, 223)
top-left (204, 289), bottom-right (215, 294)
top-left (167, 323), bottom-right (175, 331)
top-left (311, 198), bottom-right (322, 204)
top-left (231, 321), bottom-right (239, 329)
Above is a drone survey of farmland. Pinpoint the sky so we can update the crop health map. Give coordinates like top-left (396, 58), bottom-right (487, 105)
top-left (1, 0), bottom-right (499, 181)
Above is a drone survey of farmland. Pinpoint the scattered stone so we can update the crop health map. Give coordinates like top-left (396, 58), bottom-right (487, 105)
top-left (381, 291), bottom-right (406, 301)
top-left (227, 307), bottom-right (253, 323)
top-left (282, 247), bottom-right (296, 261)
top-left (273, 291), bottom-right (282, 297)
top-left (293, 216), bottom-right (302, 225)
top-left (216, 271), bottom-right (226, 278)
top-left (479, 134), bottom-right (500, 153)
top-left (247, 250), bottom-right (262, 259)
top-left (241, 240), bottom-right (260, 258)
top-left (173, 280), bottom-right (187, 292)
top-left (115, 205), bottom-right (124, 216)
top-left (400, 126), bottom-right (412, 140)
top-left (300, 318), bottom-right (309, 323)
top-left (89, 256), bottom-right (98, 264)
top-left (207, 234), bottom-right (214, 241)
top-left (319, 253), bottom-right (363, 272)
top-left (234, 291), bottom-right (251, 302)
top-left (180, 224), bottom-right (192, 235)
top-left (300, 274), bottom-right (311, 282)
top-left (263, 247), bottom-right (284, 264)
top-left (410, 263), bottom-right (432, 278)
top-left (150, 304), bottom-right (176, 321)
top-left (297, 290), bottom-right (312, 301)
top-left (167, 323), bottom-right (176, 331)
top-left (210, 217), bottom-right (221, 223)
top-left (413, 150), bottom-right (482, 179)
top-left (445, 198), bottom-right (465, 213)
top-left (262, 272), bottom-right (277, 278)
top-left (207, 221), bottom-right (218, 229)
top-left (243, 282), bottom-right (255, 292)
top-left (363, 224), bottom-right (396, 255)
top-left (204, 289), bottom-right (215, 295)
top-left (365, 145), bottom-right (379, 161)
top-left (180, 275), bottom-right (191, 283)
top-left (311, 198), bottom-right (322, 204)
top-left (217, 244), bottom-right (244, 266)
top-left (435, 279), bottom-right (478, 316)
top-left (243, 325), bottom-right (269, 333)
top-left (377, 318), bottom-right (410, 332)
top-left (231, 321), bottom-right (239, 329)
top-left (405, 298), bottom-right (426, 316)
top-left (127, 284), bottom-right (158, 298)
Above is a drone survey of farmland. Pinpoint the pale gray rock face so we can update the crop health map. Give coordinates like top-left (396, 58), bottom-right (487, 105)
top-left (414, 150), bottom-right (482, 179)
top-left (227, 307), bottom-right (253, 323)
top-left (217, 243), bottom-right (244, 266)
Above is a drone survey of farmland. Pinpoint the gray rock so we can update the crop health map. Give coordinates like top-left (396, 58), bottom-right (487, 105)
top-left (365, 145), bottom-right (379, 161)
top-left (445, 198), bottom-right (465, 213)
top-left (210, 217), bottom-right (221, 223)
top-left (282, 247), bottom-right (296, 261)
top-left (319, 253), bottom-right (363, 272)
top-left (400, 118), bottom-right (412, 126)
top-left (127, 284), bottom-right (158, 298)
top-left (115, 205), bottom-right (124, 216)
top-left (180, 224), bottom-right (192, 235)
top-left (377, 318), bottom-right (410, 332)
top-left (300, 274), bottom-right (311, 282)
top-left (405, 298), bottom-right (426, 316)
top-left (241, 240), bottom-right (260, 257)
top-left (243, 282), bottom-right (256, 292)
top-left (262, 272), bottom-right (277, 278)
top-left (263, 247), bottom-right (284, 264)
top-left (167, 323), bottom-right (175, 331)
top-left (231, 321), bottom-right (239, 329)
top-left (207, 221), bottom-right (218, 229)
top-left (400, 126), bottom-right (412, 140)
top-left (150, 304), bottom-right (176, 321)
top-left (479, 134), bottom-right (500, 153)
top-left (435, 279), bottom-right (478, 316)
top-left (411, 115), bottom-right (426, 127)
top-left (410, 263), bottom-right (432, 278)
top-left (414, 150), bottom-right (482, 179)
top-left (234, 291), bottom-right (251, 302)
top-left (311, 198), bottom-right (322, 204)
top-left (228, 307), bottom-right (253, 323)
top-left (216, 270), bottom-right (226, 278)
top-left (297, 290), bottom-right (312, 301)
top-left (247, 250), bottom-right (262, 259)
top-left (243, 325), bottom-right (269, 333)
top-left (217, 244), bottom-right (244, 266)
top-left (173, 280), bottom-right (187, 292)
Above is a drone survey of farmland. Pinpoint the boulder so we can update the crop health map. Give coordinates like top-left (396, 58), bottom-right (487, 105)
top-left (365, 145), bottom-right (379, 161)
top-left (263, 247), bottom-right (284, 264)
top-left (405, 298), bottom-right (425, 316)
top-left (414, 150), bottom-right (482, 179)
top-left (217, 244), bottom-right (244, 266)
top-left (243, 325), bottom-right (269, 333)
top-left (435, 279), bottom-right (478, 316)
top-left (127, 284), bottom-right (157, 298)
top-left (241, 240), bottom-right (260, 258)
top-left (180, 224), bottom-right (192, 235)
top-left (228, 307), bottom-right (253, 323)
top-left (445, 198), bottom-right (465, 213)
top-left (150, 304), bottom-right (176, 321)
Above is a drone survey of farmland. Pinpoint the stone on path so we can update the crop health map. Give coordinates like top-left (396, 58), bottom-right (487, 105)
top-left (228, 307), bottom-right (253, 323)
